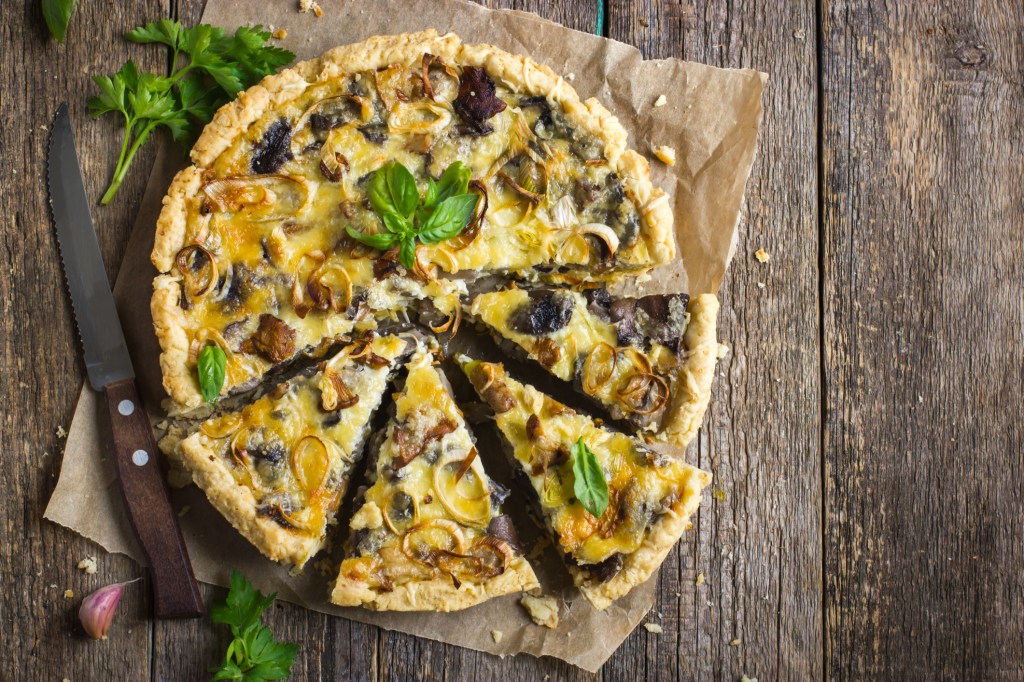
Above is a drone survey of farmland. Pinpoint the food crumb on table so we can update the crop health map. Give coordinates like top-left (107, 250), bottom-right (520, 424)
top-left (654, 94), bottom-right (667, 107)
top-left (644, 622), bottom-right (663, 634)
top-left (730, 638), bottom-right (742, 647)
top-left (77, 557), bottom-right (97, 574)
top-left (491, 630), bottom-right (503, 643)
top-left (520, 592), bottom-right (559, 629)
top-left (696, 571), bottom-right (705, 586)
top-left (740, 676), bottom-right (758, 682)
top-left (754, 248), bottom-right (770, 263)
top-left (713, 488), bottom-right (726, 501)
top-left (64, 589), bottom-right (74, 599)
top-left (272, 28), bottom-right (288, 40)
top-left (55, 425), bottom-right (67, 439)
top-left (652, 145), bottom-right (677, 166)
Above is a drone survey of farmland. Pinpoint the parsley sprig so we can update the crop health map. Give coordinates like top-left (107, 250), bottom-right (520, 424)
top-left (89, 20), bottom-right (294, 204)
top-left (347, 161), bottom-right (479, 269)
top-left (210, 571), bottom-right (298, 682)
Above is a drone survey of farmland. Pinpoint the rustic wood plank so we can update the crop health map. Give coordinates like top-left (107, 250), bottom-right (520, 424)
top-left (821, 2), bottom-right (1024, 679)
top-left (0, 0), bottom-right (170, 680)
top-left (602, 2), bottom-right (823, 681)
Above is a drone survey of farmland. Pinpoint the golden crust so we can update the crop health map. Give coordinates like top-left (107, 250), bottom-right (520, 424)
top-left (177, 432), bottom-right (322, 568)
top-left (654, 294), bottom-right (724, 448)
top-left (151, 275), bottom-right (210, 417)
top-left (576, 465), bottom-right (711, 610)
top-left (330, 556), bottom-right (539, 611)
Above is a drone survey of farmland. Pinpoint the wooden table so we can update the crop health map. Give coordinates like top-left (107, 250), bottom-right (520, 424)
top-left (3, 1), bottom-right (1021, 679)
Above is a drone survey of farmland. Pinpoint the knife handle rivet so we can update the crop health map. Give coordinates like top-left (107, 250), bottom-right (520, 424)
top-left (132, 449), bottom-right (150, 467)
top-left (117, 399), bottom-right (135, 416)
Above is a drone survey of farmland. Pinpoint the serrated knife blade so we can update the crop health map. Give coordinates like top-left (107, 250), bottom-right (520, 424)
top-left (46, 103), bottom-right (203, 619)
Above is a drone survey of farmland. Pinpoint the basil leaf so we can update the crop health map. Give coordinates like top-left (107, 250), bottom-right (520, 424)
top-left (346, 226), bottom-right (400, 251)
top-left (418, 194), bottom-right (478, 244)
top-left (432, 161), bottom-right (471, 206)
top-left (198, 344), bottom-right (227, 406)
top-left (572, 438), bottom-right (609, 518)
top-left (399, 237), bottom-right (417, 270)
top-left (380, 211), bottom-right (412, 236)
top-left (368, 162), bottom-right (418, 219)
top-left (423, 177), bottom-right (438, 209)
top-left (42, 0), bottom-right (78, 43)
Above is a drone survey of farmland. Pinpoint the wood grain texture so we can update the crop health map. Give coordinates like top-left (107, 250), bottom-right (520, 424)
top-left (821, 2), bottom-right (1024, 680)
top-left (603, 2), bottom-right (823, 681)
top-left (5, 0), bottom-right (1024, 679)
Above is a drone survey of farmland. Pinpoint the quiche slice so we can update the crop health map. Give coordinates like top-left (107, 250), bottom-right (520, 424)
top-left (153, 29), bottom-right (674, 414)
top-left (461, 358), bottom-right (711, 610)
top-left (331, 346), bottom-right (538, 610)
top-left (176, 334), bottom-right (409, 568)
top-left (468, 287), bottom-right (722, 447)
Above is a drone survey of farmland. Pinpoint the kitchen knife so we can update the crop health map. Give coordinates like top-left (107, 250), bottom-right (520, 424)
top-left (47, 103), bottom-right (204, 619)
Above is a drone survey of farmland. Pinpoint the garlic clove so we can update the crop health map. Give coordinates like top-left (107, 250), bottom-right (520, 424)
top-left (79, 581), bottom-right (130, 640)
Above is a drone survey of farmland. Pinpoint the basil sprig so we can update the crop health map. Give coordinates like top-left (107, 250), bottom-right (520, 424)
top-left (198, 344), bottom-right (227, 405)
top-left (347, 161), bottom-right (477, 269)
top-left (572, 438), bottom-right (609, 518)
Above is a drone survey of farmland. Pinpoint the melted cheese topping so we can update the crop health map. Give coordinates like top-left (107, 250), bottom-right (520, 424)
top-left (195, 335), bottom-right (405, 542)
top-left (465, 360), bottom-right (704, 565)
top-left (336, 349), bottom-right (512, 592)
top-left (470, 289), bottom-right (680, 423)
top-left (170, 56), bottom-right (651, 402)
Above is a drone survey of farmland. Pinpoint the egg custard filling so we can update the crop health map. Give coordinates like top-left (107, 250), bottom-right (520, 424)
top-left (461, 358), bottom-right (711, 610)
top-left (331, 346), bottom-right (538, 611)
top-left (176, 334), bottom-right (409, 568)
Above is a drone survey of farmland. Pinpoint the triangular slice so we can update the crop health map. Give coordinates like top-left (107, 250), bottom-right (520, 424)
top-left (461, 358), bottom-right (711, 610)
top-left (177, 334), bottom-right (410, 568)
top-left (468, 287), bottom-right (721, 448)
top-left (331, 346), bottom-right (538, 611)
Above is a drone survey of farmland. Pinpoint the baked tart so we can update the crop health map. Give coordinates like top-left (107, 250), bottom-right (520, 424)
top-left (468, 288), bottom-right (721, 447)
top-left (176, 334), bottom-right (408, 567)
top-left (461, 358), bottom-right (711, 609)
top-left (331, 346), bottom-right (538, 610)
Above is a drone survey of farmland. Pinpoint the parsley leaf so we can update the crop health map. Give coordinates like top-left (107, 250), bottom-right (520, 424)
top-left (210, 571), bottom-right (298, 682)
top-left (197, 344), bottom-right (226, 405)
top-left (347, 161), bottom-right (479, 270)
top-left (90, 20), bottom-right (295, 204)
top-left (42, 0), bottom-right (78, 43)
top-left (572, 438), bottom-right (609, 518)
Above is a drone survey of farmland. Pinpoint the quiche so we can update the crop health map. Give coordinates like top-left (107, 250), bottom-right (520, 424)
top-left (468, 288), bottom-right (721, 447)
top-left (461, 358), bottom-right (711, 610)
top-left (331, 346), bottom-right (538, 610)
top-left (176, 334), bottom-right (409, 568)
top-left (152, 30), bottom-right (675, 416)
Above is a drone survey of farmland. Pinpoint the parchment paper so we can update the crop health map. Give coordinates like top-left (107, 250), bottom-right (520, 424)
top-left (45, 0), bottom-right (764, 671)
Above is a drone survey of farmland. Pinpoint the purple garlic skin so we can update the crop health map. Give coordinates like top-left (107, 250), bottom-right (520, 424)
top-left (79, 582), bottom-right (127, 640)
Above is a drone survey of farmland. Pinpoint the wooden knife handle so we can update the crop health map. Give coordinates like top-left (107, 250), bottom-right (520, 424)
top-left (104, 379), bottom-right (204, 619)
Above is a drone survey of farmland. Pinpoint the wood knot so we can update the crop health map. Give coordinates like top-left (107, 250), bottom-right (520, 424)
top-left (955, 45), bottom-right (987, 67)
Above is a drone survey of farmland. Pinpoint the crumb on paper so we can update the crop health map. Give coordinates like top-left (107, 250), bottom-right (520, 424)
top-left (55, 425), bottom-right (67, 439)
top-left (644, 622), bottom-right (663, 634)
top-left (299, 0), bottom-right (322, 16)
top-left (566, 72), bottom-right (575, 81)
top-left (730, 638), bottom-right (741, 647)
top-left (696, 571), bottom-right (705, 586)
top-left (272, 28), bottom-right (288, 40)
top-left (654, 94), bottom-right (667, 107)
top-left (713, 488), bottom-right (726, 502)
top-left (77, 557), bottom-right (97, 574)
top-left (520, 592), bottom-right (559, 629)
top-left (754, 248), bottom-right (770, 263)
top-left (491, 630), bottom-right (503, 643)
top-left (652, 145), bottom-right (676, 167)
top-left (64, 589), bottom-right (74, 599)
